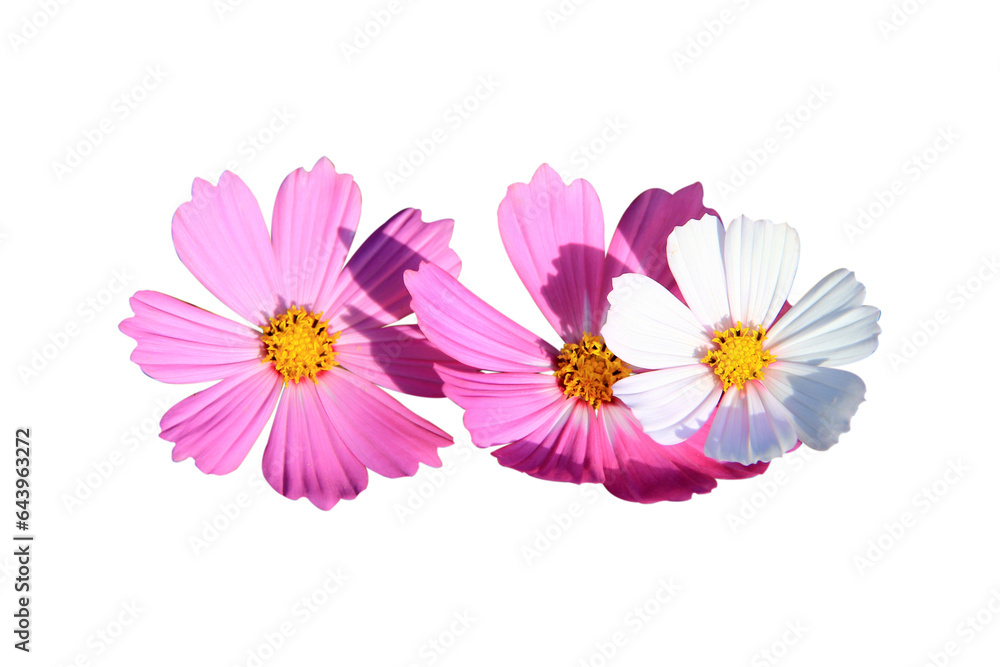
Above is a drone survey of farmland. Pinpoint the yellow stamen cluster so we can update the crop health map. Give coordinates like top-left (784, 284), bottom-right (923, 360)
top-left (555, 333), bottom-right (631, 409)
top-left (701, 322), bottom-right (776, 391)
top-left (261, 306), bottom-right (340, 384)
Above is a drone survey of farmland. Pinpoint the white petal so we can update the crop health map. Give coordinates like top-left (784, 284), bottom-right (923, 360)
top-left (771, 306), bottom-right (881, 366)
top-left (724, 216), bottom-right (800, 329)
top-left (603, 273), bottom-right (710, 370)
top-left (761, 361), bottom-right (866, 451)
top-left (704, 383), bottom-right (797, 464)
top-left (666, 216), bottom-right (731, 331)
top-left (612, 365), bottom-right (722, 446)
top-left (766, 269), bottom-right (881, 366)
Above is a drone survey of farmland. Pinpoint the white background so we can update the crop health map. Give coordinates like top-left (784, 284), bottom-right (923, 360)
top-left (3, 0), bottom-right (999, 665)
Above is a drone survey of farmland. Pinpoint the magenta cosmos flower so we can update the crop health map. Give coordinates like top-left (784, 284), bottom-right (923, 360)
top-left (120, 158), bottom-right (460, 510)
top-left (404, 165), bottom-right (767, 503)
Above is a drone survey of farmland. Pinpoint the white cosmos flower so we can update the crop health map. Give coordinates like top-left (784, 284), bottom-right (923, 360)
top-left (601, 215), bottom-right (881, 465)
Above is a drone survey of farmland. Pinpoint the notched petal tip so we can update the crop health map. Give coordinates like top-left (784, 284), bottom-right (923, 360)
top-left (310, 155), bottom-right (338, 172)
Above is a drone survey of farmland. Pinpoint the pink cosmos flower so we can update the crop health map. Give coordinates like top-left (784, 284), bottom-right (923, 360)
top-left (404, 165), bottom-right (768, 503)
top-left (120, 158), bottom-right (460, 510)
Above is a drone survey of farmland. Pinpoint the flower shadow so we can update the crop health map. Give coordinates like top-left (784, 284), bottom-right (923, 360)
top-left (537, 242), bottom-right (608, 339)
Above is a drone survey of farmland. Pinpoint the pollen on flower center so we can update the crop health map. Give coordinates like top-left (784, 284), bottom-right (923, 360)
top-left (261, 306), bottom-right (340, 384)
top-left (700, 322), bottom-right (776, 391)
top-left (555, 333), bottom-right (631, 409)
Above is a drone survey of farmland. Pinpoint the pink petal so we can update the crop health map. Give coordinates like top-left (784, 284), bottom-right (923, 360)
top-left (271, 157), bottom-right (362, 311)
top-left (599, 402), bottom-right (768, 503)
top-left (171, 172), bottom-right (283, 326)
top-left (120, 290), bottom-right (264, 384)
top-left (498, 164), bottom-right (606, 341)
top-left (438, 365), bottom-right (569, 447)
top-left (262, 380), bottom-right (368, 510)
top-left (406, 262), bottom-right (559, 372)
top-left (161, 365), bottom-right (283, 475)
top-left (335, 324), bottom-right (460, 398)
top-left (492, 400), bottom-right (611, 484)
top-left (313, 369), bottom-right (452, 480)
top-left (323, 209), bottom-right (460, 332)
top-left (599, 400), bottom-right (716, 502)
top-left (601, 184), bottom-right (716, 306)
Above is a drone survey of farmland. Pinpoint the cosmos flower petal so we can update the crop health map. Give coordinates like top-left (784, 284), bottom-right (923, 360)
top-left (271, 158), bottom-right (362, 311)
top-left (120, 290), bottom-right (264, 384)
top-left (438, 365), bottom-right (569, 447)
top-left (766, 269), bottom-right (881, 366)
top-left (704, 388), bottom-right (748, 464)
top-left (406, 263), bottom-right (560, 372)
top-left (324, 209), bottom-right (460, 332)
top-left (603, 272), bottom-right (710, 370)
top-left (705, 384), bottom-right (797, 465)
top-left (611, 365), bottom-right (722, 446)
top-left (335, 324), bottom-right (457, 398)
top-left (761, 361), bottom-right (867, 451)
top-left (666, 215), bottom-right (731, 330)
top-left (653, 407), bottom-right (773, 481)
top-left (724, 216), bottom-right (800, 329)
top-left (601, 184), bottom-right (715, 303)
top-left (498, 164), bottom-right (606, 340)
top-left (161, 365), bottom-right (283, 475)
top-left (603, 404), bottom-right (775, 486)
top-left (314, 369), bottom-right (452, 479)
top-left (262, 380), bottom-right (369, 510)
top-left (770, 306), bottom-right (881, 366)
top-left (491, 400), bottom-right (609, 484)
top-left (171, 171), bottom-right (283, 326)
top-left (599, 400), bottom-right (719, 502)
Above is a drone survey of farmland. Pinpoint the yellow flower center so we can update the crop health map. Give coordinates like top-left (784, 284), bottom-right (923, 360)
top-left (701, 322), bottom-right (776, 391)
top-left (261, 306), bottom-right (340, 384)
top-left (555, 333), bottom-right (631, 409)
